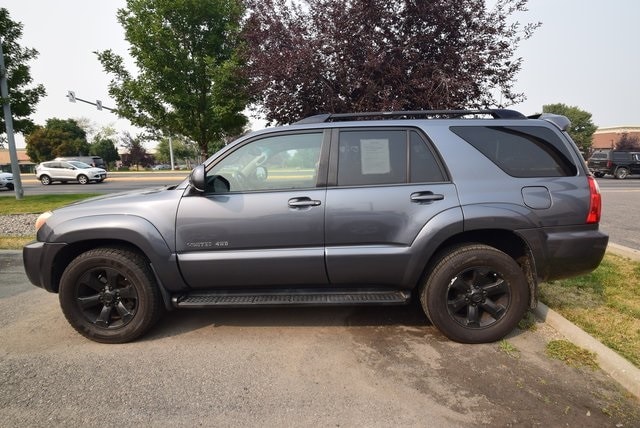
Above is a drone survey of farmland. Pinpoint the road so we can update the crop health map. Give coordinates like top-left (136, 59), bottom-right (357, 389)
top-left (1, 250), bottom-right (639, 426)
top-left (598, 178), bottom-right (640, 250)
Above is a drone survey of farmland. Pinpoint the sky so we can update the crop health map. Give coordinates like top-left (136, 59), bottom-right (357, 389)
top-left (2, 0), bottom-right (640, 149)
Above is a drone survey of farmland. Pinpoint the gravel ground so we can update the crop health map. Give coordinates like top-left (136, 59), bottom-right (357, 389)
top-left (0, 214), bottom-right (39, 236)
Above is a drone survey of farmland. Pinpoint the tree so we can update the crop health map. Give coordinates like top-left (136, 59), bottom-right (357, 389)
top-left (91, 126), bottom-right (120, 167)
top-left (120, 131), bottom-right (149, 170)
top-left (616, 133), bottom-right (640, 151)
top-left (242, 0), bottom-right (540, 125)
top-left (155, 136), bottom-right (197, 165)
top-left (25, 118), bottom-right (90, 163)
top-left (0, 8), bottom-right (46, 146)
top-left (542, 103), bottom-right (597, 154)
top-left (96, 0), bottom-right (248, 159)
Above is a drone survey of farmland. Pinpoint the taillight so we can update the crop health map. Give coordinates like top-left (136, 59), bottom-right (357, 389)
top-left (586, 176), bottom-right (602, 224)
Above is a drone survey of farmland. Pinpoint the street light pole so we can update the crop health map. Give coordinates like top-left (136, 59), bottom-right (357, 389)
top-left (0, 36), bottom-right (24, 200)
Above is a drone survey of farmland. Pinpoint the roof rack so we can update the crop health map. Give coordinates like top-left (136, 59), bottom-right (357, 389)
top-left (295, 109), bottom-right (526, 124)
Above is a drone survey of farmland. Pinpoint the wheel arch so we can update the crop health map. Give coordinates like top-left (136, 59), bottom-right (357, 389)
top-left (43, 215), bottom-right (186, 305)
top-left (417, 229), bottom-right (538, 309)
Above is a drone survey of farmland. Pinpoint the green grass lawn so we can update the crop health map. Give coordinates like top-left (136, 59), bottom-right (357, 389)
top-left (0, 194), bottom-right (99, 249)
top-left (0, 194), bottom-right (100, 214)
top-left (540, 253), bottom-right (640, 368)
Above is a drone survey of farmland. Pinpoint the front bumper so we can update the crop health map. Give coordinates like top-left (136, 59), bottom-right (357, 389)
top-left (23, 240), bottom-right (68, 292)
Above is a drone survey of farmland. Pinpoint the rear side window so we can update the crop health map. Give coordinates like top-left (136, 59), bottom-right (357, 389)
top-left (337, 130), bottom-right (407, 186)
top-left (451, 126), bottom-right (577, 177)
top-left (336, 129), bottom-right (446, 186)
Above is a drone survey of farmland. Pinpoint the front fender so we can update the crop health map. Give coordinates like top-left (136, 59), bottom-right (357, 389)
top-left (41, 214), bottom-right (187, 293)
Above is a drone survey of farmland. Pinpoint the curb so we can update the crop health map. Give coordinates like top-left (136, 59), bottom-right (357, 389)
top-left (533, 302), bottom-right (640, 400)
top-left (606, 242), bottom-right (640, 261)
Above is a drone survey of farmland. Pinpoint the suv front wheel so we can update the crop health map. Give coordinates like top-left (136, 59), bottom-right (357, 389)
top-left (59, 247), bottom-right (164, 343)
top-left (421, 244), bottom-right (529, 343)
top-left (40, 175), bottom-right (51, 185)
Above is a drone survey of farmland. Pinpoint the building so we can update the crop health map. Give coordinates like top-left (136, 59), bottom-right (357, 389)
top-left (592, 126), bottom-right (640, 151)
top-left (0, 148), bottom-right (35, 173)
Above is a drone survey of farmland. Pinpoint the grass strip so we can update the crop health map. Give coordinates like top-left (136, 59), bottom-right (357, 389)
top-left (0, 194), bottom-right (100, 214)
top-left (540, 253), bottom-right (640, 368)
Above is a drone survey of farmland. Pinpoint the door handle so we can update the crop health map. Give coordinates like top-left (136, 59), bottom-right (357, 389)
top-left (410, 192), bottom-right (444, 203)
top-left (288, 197), bottom-right (322, 208)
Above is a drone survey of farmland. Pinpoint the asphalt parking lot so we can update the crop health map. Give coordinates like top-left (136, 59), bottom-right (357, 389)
top-left (1, 251), bottom-right (638, 427)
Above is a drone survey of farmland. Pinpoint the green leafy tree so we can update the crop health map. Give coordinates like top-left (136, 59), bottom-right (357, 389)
top-left (96, 0), bottom-right (248, 159)
top-left (0, 8), bottom-right (46, 146)
top-left (25, 118), bottom-right (90, 163)
top-left (542, 103), bottom-right (597, 154)
top-left (155, 136), bottom-right (197, 165)
top-left (91, 126), bottom-right (120, 167)
top-left (616, 133), bottom-right (640, 151)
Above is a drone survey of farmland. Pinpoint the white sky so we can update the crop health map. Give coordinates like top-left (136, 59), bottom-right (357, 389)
top-left (2, 0), bottom-right (640, 149)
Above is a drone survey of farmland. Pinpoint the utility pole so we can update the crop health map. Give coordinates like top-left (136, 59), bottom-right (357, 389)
top-left (0, 36), bottom-right (24, 199)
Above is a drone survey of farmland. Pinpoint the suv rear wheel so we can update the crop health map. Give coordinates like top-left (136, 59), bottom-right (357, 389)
top-left (59, 247), bottom-right (163, 343)
top-left (614, 167), bottom-right (629, 180)
top-left (420, 244), bottom-right (529, 343)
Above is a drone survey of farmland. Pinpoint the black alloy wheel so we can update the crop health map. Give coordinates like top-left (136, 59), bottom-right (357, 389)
top-left (59, 247), bottom-right (163, 343)
top-left (421, 244), bottom-right (529, 343)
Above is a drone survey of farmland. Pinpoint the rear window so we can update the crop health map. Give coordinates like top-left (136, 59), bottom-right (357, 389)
top-left (450, 126), bottom-right (577, 177)
top-left (590, 153), bottom-right (607, 160)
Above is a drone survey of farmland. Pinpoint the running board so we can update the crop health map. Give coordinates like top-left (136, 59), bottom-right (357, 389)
top-left (172, 289), bottom-right (411, 308)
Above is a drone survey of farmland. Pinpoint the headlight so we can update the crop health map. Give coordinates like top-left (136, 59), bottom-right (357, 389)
top-left (35, 211), bottom-right (53, 233)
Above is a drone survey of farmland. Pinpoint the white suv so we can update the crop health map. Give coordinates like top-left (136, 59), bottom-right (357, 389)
top-left (0, 172), bottom-right (13, 190)
top-left (35, 160), bottom-right (107, 185)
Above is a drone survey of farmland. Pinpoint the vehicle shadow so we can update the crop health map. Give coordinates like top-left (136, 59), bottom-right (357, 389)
top-left (144, 300), bottom-right (434, 341)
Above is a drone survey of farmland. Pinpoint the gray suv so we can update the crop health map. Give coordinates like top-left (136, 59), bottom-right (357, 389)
top-left (23, 110), bottom-right (608, 344)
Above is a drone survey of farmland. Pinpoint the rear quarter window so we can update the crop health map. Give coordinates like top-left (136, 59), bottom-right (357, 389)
top-left (450, 126), bottom-right (578, 177)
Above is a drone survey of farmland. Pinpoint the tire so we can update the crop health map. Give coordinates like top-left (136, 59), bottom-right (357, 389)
top-left (420, 244), bottom-right (529, 344)
top-left (59, 247), bottom-right (164, 343)
top-left (77, 174), bottom-right (89, 184)
top-left (614, 168), bottom-right (629, 180)
top-left (6, 183), bottom-right (13, 191)
top-left (594, 172), bottom-right (604, 178)
top-left (40, 175), bottom-right (52, 185)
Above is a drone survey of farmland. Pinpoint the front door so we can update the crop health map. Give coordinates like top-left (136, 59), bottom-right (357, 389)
top-left (176, 131), bottom-right (329, 289)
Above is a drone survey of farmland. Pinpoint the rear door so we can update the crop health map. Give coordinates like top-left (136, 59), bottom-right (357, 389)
top-left (324, 128), bottom-right (460, 287)
top-left (176, 131), bottom-right (330, 289)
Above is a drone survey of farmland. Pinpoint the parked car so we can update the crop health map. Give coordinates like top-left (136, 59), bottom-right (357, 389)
top-left (56, 156), bottom-right (106, 169)
top-left (35, 160), bottom-right (107, 185)
top-left (24, 109), bottom-right (608, 344)
top-left (588, 150), bottom-right (640, 179)
top-left (152, 164), bottom-right (171, 170)
top-left (0, 172), bottom-right (13, 191)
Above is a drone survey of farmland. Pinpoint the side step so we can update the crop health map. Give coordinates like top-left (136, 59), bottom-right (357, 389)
top-left (172, 289), bottom-right (411, 309)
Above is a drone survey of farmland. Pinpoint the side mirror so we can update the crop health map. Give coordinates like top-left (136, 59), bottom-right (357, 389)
top-left (189, 164), bottom-right (206, 192)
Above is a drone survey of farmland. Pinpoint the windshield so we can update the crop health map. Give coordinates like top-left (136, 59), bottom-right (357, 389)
top-left (68, 161), bottom-right (93, 169)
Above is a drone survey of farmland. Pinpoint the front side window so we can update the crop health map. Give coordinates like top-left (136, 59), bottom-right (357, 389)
top-left (207, 132), bottom-right (323, 192)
